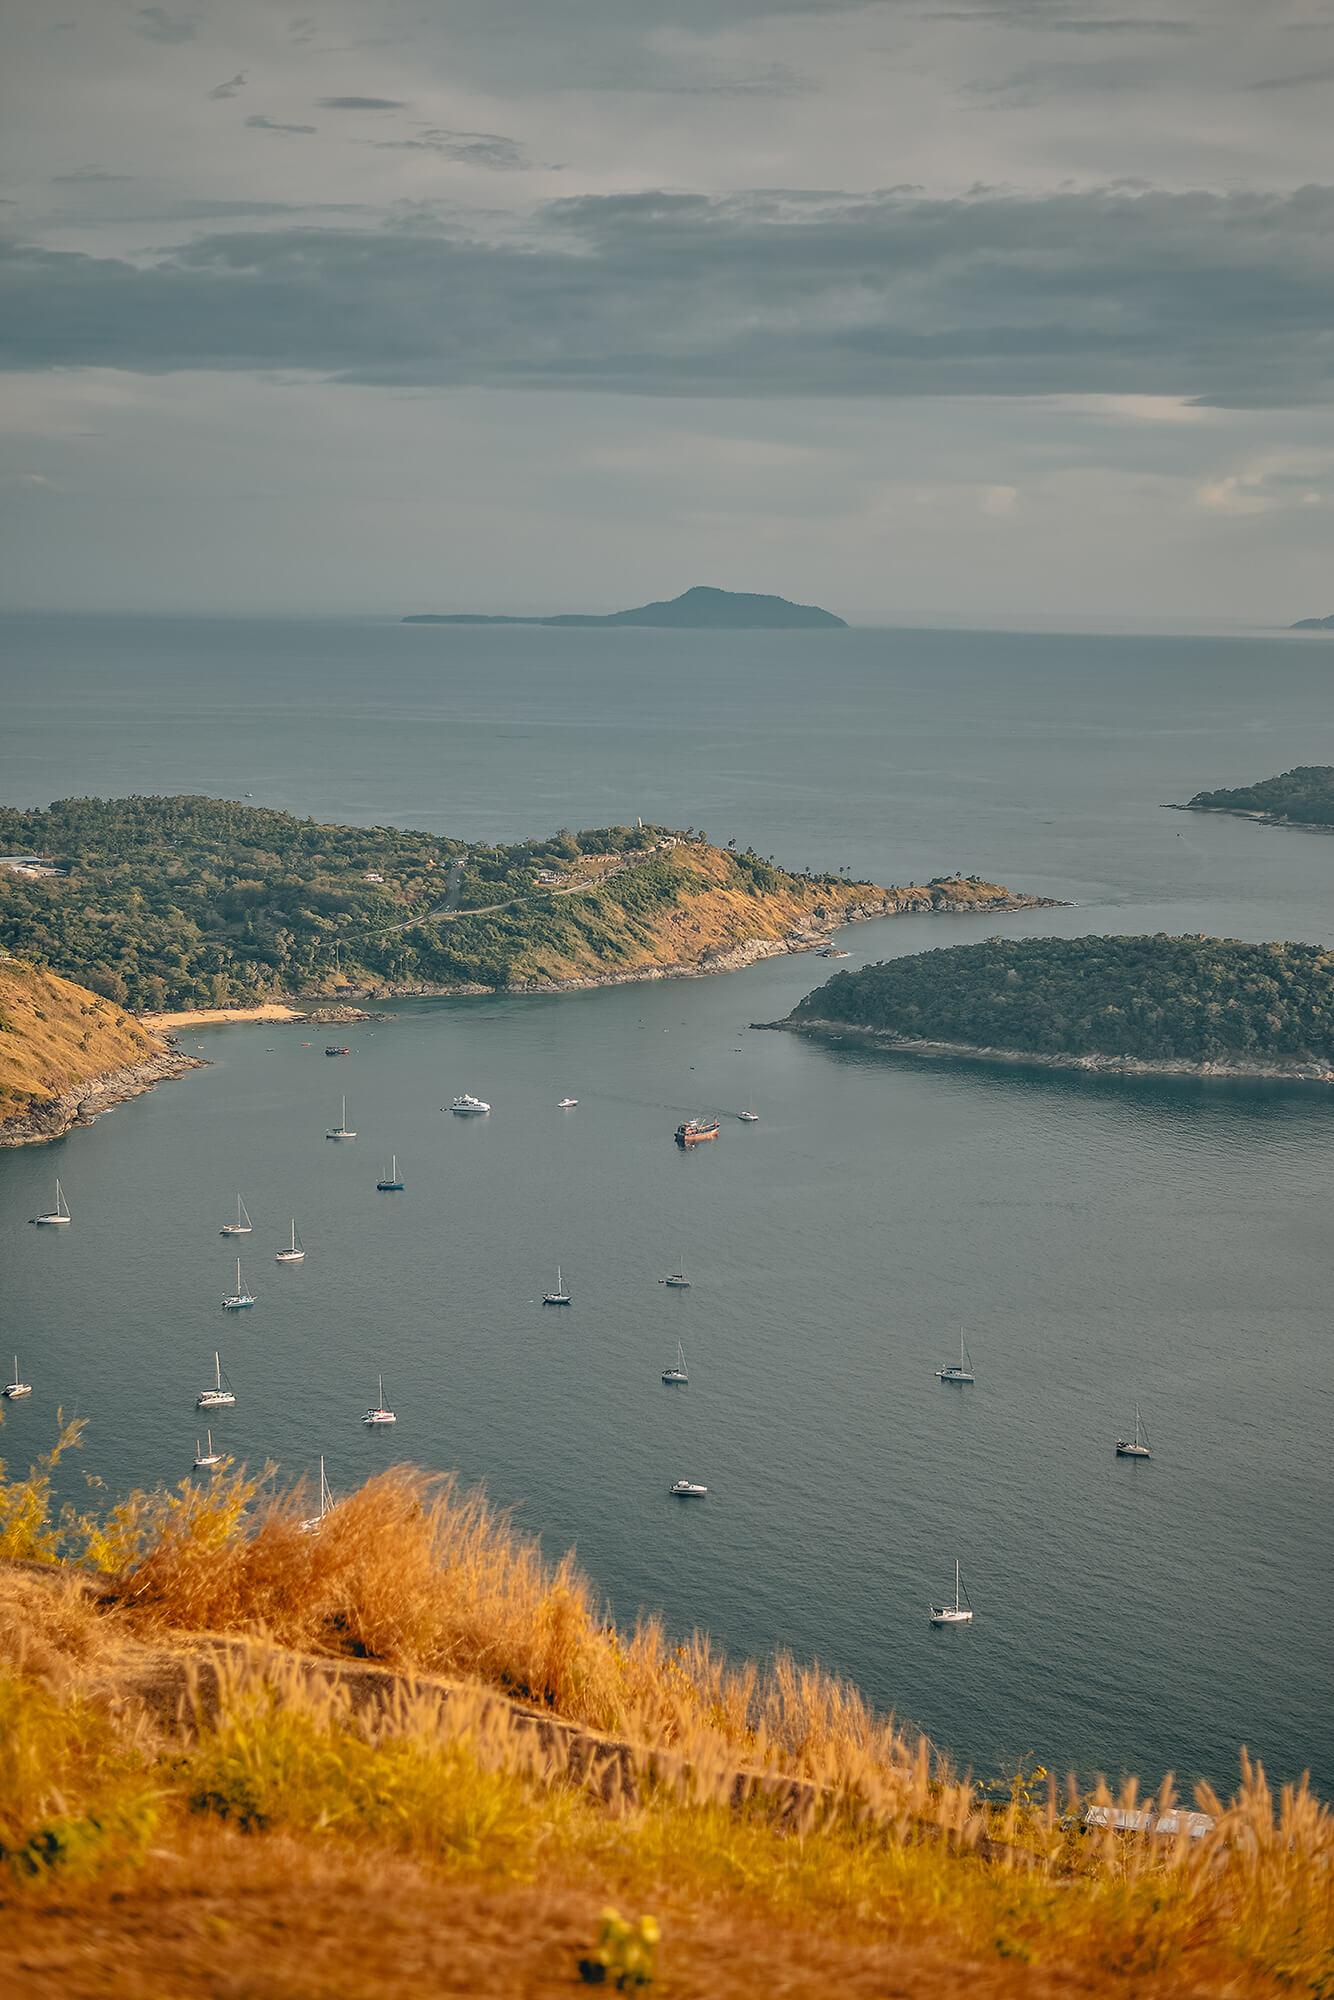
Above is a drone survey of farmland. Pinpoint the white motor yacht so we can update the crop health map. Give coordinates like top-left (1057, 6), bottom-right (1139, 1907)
top-left (557, 1096), bottom-right (578, 1108)
top-left (669, 1478), bottom-right (707, 1497)
top-left (451, 1093), bottom-right (490, 1115)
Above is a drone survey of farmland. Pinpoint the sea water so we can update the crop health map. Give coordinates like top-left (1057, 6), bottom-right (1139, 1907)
top-left (1, 613), bottom-right (1331, 1797)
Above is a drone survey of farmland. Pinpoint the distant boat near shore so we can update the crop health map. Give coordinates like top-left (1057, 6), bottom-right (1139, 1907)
top-left (33, 1177), bottom-right (71, 1225)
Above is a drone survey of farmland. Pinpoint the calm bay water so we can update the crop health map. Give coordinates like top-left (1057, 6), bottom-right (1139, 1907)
top-left (2, 613), bottom-right (1332, 1798)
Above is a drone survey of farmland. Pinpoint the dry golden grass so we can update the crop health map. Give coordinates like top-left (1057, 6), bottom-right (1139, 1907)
top-left (0, 962), bottom-right (159, 1121)
top-left (1, 1444), bottom-right (1332, 1997)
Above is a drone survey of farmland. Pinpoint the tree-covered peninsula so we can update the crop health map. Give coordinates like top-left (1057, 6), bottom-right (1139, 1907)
top-left (784, 934), bottom-right (1334, 1073)
top-left (1181, 767), bottom-right (1334, 828)
top-left (0, 795), bottom-right (1048, 1013)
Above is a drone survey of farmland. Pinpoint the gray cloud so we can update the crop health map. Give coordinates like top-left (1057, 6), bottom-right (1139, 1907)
top-left (1246, 64), bottom-right (1334, 92)
top-left (246, 115), bottom-right (319, 134)
top-left (133, 7), bottom-right (195, 43)
top-left (51, 166), bottom-right (134, 184)
top-left (208, 74), bottom-right (248, 100)
top-left (372, 128), bottom-right (530, 169)
top-left (4, 184), bottom-right (1334, 409)
top-left (317, 96), bottom-right (408, 110)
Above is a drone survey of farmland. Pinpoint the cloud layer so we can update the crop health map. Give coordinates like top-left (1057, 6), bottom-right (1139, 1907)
top-left (5, 185), bottom-right (1333, 407)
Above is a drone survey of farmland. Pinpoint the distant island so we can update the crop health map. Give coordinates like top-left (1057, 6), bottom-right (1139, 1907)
top-left (769, 934), bottom-right (1334, 1080)
top-left (1174, 767), bottom-right (1334, 830)
top-left (1290, 615), bottom-right (1334, 630)
top-left (0, 796), bottom-right (1052, 1020)
top-left (403, 585), bottom-right (847, 630)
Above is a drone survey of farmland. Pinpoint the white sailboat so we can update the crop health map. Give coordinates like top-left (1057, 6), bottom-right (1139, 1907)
top-left (3, 1355), bottom-right (32, 1400)
top-left (33, 1177), bottom-right (71, 1225)
top-left (275, 1219), bottom-right (305, 1264)
top-left (1115, 1404), bottom-right (1152, 1459)
top-left (543, 1265), bottom-right (571, 1306)
top-left (219, 1194), bottom-right (252, 1236)
top-left (662, 1253), bottom-right (691, 1289)
top-left (362, 1374), bottom-right (397, 1425)
top-left (222, 1258), bottom-right (256, 1309)
top-left (662, 1341), bottom-right (689, 1386)
top-left (197, 1352), bottom-right (236, 1408)
top-left (738, 1097), bottom-right (759, 1123)
top-left (326, 1095), bottom-right (356, 1140)
top-left (929, 1559), bottom-right (974, 1626)
top-left (935, 1330), bottom-right (975, 1384)
top-left (193, 1429), bottom-right (224, 1469)
top-left (300, 1456), bottom-right (335, 1533)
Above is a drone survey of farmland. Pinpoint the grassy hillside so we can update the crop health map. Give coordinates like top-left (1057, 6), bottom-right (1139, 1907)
top-left (0, 959), bottom-right (162, 1124)
top-left (1185, 766), bottom-right (1334, 826)
top-left (0, 795), bottom-right (1043, 1010)
top-left (0, 1439), bottom-right (1329, 1998)
top-left (789, 934), bottom-right (1334, 1063)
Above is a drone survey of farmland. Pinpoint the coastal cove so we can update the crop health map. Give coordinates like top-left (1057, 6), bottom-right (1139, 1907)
top-left (3, 615), bottom-right (1334, 1805)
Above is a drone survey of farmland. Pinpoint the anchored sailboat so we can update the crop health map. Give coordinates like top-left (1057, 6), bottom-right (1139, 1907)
top-left (935, 1330), bottom-right (975, 1385)
top-left (300, 1457), bottom-right (335, 1533)
top-left (929, 1559), bottom-right (974, 1626)
top-left (1115, 1405), bottom-right (1152, 1459)
top-left (662, 1253), bottom-right (691, 1289)
top-left (376, 1155), bottom-right (404, 1191)
top-left (197, 1352), bottom-right (235, 1408)
top-left (3, 1355), bottom-right (32, 1400)
top-left (362, 1375), bottom-right (396, 1425)
top-left (662, 1341), bottom-right (689, 1386)
top-left (222, 1259), bottom-right (256, 1309)
top-left (219, 1194), bottom-right (252, 1236)
top-left (326, 1095), bottom-right (356, 1140)
top-left (543, 1265), bottom-right (571, 1305)
top-left (33, 1178), bottom-right (71, 1225)
top-left (193, 1429), bottom-right (224, 1469)
top-left (738, 1097), bottom-right (759, 1123)
top-left (275, 1219), bottom-right (305, 1264)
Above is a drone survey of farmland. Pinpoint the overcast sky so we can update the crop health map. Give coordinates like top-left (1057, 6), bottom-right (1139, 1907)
top-left (3, 0), bottom-right (1334, 622)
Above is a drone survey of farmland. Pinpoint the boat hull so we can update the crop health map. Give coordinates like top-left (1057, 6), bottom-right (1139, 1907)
top-left (929, 1609), bottom-right (973, 1625)
top-left (33, 1214), bottom-right (70, 1225)
top-left (1115, 1443), bottom-right (1151, 1458)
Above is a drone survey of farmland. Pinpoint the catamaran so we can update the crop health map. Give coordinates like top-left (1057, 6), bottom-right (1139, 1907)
top-left (929, 1559), bottom-right (974, 1626)
top-left (543, 1265), bottom-right (571, 1305)
top-left (219, 1194), bottom-right (252, 1236)
top-left (33, 1178), bottom-right (71, 1225)
top-left (1115, 1405), bottom-right (1152, 1459)
top-left (935, 1330), bottom-right (975, 1385)
top-left (3, 1355), bottom-right (31, 1400)
top-left (362, 1375), bottom-right (396, 1425)
top-left (669, 1478), bottom-right (707, 1497)
top-left (197, 1352), bottom-right (235, 1408)
top-left (275, 1219), bottom-right (305, 1264)
top-left (222, 1259), bottom-right (255, 1309)
top-left (451, 1093), bottom-right (490, 1115)
top-left (326, 1096), bottom-right (356, 1140)
top-left (376, 1155), bottom-right (404, 1192)
top-left (662, 1341), bottom-right (689, 1386)
top-left (194, 1429), bottom-right (224, 1469)
top-left (300, 1457), bottom-right (335, 1533)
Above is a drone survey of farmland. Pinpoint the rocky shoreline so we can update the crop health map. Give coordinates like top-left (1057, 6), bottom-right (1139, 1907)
top-left (757, 1017), bottom-right (1334, 1083)
top-left (0, 1047), bottom-right (210, 1149)
top-left (1166, 801), bottom-right (1334, 836)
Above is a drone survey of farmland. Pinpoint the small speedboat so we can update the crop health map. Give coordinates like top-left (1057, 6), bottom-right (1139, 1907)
top-left (669, 1478), bottom-right (707, 1497)
top-left (558, 1096), bottom-right (578, 1107)
top-left (451, 1093), bottom-right (490, 1115)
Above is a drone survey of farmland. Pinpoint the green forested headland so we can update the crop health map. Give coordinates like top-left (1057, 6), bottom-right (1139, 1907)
top-left (0, 795), bottom-right (890, 1010)
top-left (788, 934), bottom-right (1334, 1063)
top-left (1184, 767), bottom-right (1334, 826)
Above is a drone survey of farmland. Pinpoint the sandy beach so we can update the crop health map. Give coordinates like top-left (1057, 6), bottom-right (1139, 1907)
top-left (138, 1003), bottom-right (306, 1030)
